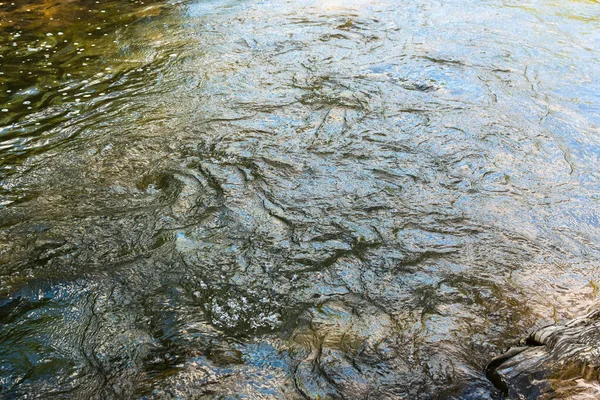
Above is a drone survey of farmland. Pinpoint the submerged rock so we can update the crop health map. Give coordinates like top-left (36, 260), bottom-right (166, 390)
top-left (486, 308), bottom-right (600, 399)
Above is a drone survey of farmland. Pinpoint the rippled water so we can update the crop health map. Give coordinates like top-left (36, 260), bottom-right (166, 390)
top-left (1, 0), bottom-right (599, 398)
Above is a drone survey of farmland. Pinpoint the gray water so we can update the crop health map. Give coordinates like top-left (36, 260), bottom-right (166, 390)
top-left (1, 0), bottom-right (599, 398)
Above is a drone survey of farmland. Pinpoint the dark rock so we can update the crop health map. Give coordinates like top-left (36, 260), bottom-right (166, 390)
top-left (486, 308), bottom-right (600, 399)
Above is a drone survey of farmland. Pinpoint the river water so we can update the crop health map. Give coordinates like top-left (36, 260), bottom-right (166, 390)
top-left (0, 0), bottom-right (599, 398)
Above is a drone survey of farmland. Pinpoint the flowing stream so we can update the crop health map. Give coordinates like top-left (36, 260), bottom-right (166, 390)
top-left (1, 0), bottom-right (599, 398)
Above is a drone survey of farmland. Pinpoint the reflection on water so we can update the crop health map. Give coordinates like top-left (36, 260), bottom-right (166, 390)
top-left (1, 0), bottom-right (599, 398)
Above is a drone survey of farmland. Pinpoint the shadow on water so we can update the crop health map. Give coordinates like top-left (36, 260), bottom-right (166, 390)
top-left (1, 0), bottom-right (600, 398)
top-left (0, 0), bottom-right (181, 183)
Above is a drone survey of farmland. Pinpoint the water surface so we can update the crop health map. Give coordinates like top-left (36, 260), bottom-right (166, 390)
top-left (1, 0), bottom-right (600, 398)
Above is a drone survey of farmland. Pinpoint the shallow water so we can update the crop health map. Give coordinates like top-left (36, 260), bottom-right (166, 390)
top-left (1, 0), bottom-right (599, 398)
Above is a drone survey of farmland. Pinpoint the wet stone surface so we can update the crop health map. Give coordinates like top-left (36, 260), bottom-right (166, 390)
top-left (487, 308), bottom-right (600, 399)
top-left (1, 0), bottom-right (600, 398)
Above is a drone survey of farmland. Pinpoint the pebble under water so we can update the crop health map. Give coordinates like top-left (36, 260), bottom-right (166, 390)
top-left (1, 0), bottom-right (600, 398)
